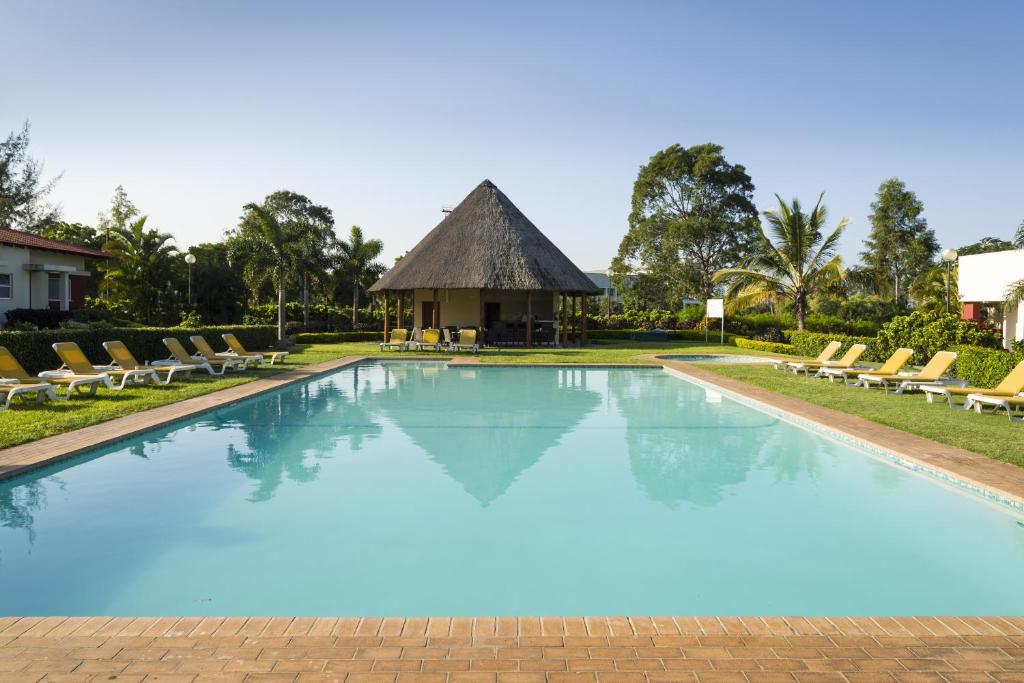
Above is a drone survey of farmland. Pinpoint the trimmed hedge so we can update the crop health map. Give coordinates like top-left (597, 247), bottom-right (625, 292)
top-left (733, 338), bottom-right (795, 355)
top-left (587, 329), bottom-right (739, 343)
top-left (0, 325), bottom-right (277, 375)
top-left (952, 345), bottom-right (1024, 386)
top-left (787, 330), bottom-right (881, 362)
top-left (295, 331), bottom-right (384, 344)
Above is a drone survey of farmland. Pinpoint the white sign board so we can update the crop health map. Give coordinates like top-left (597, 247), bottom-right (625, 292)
top-left (706, 298), bottom-right (724, 319)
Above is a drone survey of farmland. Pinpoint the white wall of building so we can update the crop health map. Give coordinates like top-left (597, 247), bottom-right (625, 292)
top-left (958, 249), bottom-right (1024, 348)
top-left (0, 245), bottom-right (89, 323)
top-left (958, 250), bottom-right (1024, 302)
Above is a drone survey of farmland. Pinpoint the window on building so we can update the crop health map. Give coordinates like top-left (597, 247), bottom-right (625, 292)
top-left (47, 273), bottom-right (63, 310)
top-left (0, 274), bottom-right (11, 300)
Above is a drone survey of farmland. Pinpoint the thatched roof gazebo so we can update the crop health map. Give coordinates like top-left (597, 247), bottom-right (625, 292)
top-left (369, 180), bottom-right (599, 347)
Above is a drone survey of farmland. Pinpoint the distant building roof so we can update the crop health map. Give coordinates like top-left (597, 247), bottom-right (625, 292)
top-left (0, 227), bottom-right (110, 258)
top-left (369, 180), bottom-right (599, 294)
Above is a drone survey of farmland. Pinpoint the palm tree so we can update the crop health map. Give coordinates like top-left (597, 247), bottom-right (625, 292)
top-left (336, 225), bottom-right (384, 327)
top-left (910, 264), bottom-right (959, 313)
top-left (712, 194), bottom-right (849, 330)
top-left (101, 215), bottom-right (177, 324)
top-left (227, 203), bottom-right (299, 340)
top-left (1014, 219), bottom-right (1024, 249)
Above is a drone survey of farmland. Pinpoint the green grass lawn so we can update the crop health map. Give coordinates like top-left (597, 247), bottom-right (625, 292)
top-left (5, 339), bottom-right (1022, 470)
top-left (700, 363), bottom-right (1024, 467)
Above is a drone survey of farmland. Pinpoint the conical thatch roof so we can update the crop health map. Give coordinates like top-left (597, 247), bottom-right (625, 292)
top-left (369, 180), bottom-right (599, 294)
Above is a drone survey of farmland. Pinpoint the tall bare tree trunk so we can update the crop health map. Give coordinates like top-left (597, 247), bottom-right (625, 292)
top-left (277, 268), bottom-right (286, 341)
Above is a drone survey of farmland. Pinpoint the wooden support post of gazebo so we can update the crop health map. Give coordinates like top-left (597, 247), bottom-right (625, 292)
top-left (560, 292), bottom-right (568, 346)
top-left (383, 292), bottom-right (390, 342)
top-left (432, 288), bottom-right (439, 328)
top-left (395, 290), bottom-right (403, 331)
top-left (572, 295), bottom-right (578, 346)
top-left (526, 291), bottom-right (533, 348)
top-left (581, 294), bottom-right (588, 346)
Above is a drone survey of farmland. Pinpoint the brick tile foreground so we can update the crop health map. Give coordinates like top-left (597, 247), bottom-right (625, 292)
top-left (1, 616), bottom-right (1023, 683)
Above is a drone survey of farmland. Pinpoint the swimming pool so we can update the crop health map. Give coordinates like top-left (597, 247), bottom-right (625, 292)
top-left (2, 360), bottom-right (1023, 615)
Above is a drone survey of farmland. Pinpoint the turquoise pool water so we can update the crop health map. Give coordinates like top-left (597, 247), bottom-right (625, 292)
top-left (2, 361), bottom-right (1023, 616)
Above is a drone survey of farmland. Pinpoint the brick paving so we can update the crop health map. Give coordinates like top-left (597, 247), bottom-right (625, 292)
top-left (1, 616), bottom-right (1023, 682)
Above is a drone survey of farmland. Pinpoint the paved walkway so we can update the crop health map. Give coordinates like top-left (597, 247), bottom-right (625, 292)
top-left (2, 615), bottom-right (1022, 682)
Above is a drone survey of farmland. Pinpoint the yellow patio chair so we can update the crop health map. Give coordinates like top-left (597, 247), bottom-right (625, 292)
top-left (0, 347), bottom-right (57, 409)
top-left (190, 335), bottom-right (257, 369)
top-left (449, 328), bottom-right (479, 353)
top-left (779, 340), bottom-right (842, 372)
top-left (855, 350), bottom-right (959, 393)
top-left (43, 342), bottom-right (116, 397)
top-left (795, 344), bottom-right (867, 378)
top-left (222, 332), bottom-right (288, 364)
top-left (412, 328), bottom-right (442, 351)
top-left (921, 359), bottom-right (1024, 409)
top-left (103, 341), bottom-right (194, 385)
top-left (161, 338), bottom-right (237, 376)
top-left (849, 348), bottom-right (915, 390)
top-left (965, 393), bottom-right (1024, 421)
top-left (379, 328), bottom-right (410, 352)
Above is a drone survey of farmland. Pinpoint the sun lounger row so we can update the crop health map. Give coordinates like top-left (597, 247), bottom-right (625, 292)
top-left (779, 341), bottom-right (1024, 421)
top-left (0, 334), bottom-right (286, 411)
top-left (379, 328), bottom-right (479, 353)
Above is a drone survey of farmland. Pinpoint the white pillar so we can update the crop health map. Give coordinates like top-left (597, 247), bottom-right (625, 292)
top-left (63, 273), bottom-right (71, 310)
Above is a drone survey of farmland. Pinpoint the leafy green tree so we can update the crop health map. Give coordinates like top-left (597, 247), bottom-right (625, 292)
top-left (615, 143), bottom-right (759, 305)
top-left (860, 178), bottom-right (937, 306)
top-left (713, 194), bottom-right (848, 330)
top-left (958, 236), bottom-right (1014, 256)
top-left (1015, 220), bottom-right (1024, 249)
top-left (101, 216), bottom-right (178, 324)
top-left (96, 186), bottom-right (141, 299)
top-left (0, 122), bottom-right (62, 231)
top-left (39, 221), bottom-right (102, 249)
top-left (909, 264), bottom-right (958, 314)
top-left (227, 191), bottom-right (336, 338)
top-left (335, 225), bottom-right (384, 327)
top-left (182, 243), bottom-right (247, 324)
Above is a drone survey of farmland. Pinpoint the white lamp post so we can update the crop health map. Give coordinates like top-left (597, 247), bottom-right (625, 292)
top-left (184, 253), bottom-right (196, 305)
top-left (941, 247), bottom-right (958, 314)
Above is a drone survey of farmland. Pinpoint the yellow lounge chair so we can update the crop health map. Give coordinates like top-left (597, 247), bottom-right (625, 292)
top-left (965, 393), bottom-right (1024, 421)
top-left (449, 328), bottom-right (479, 353)
top-left (379, 328), bottom-right (410, 352)
top-left (800, 344), bottom-right (868, 379)
top-left (190, 335), bottom-right (258, 369)
top-left (51, 342), bottom-right (144, 391)
top-left (770, 339), bottom-right (839, 370)
top-left (921, 359), bottom-right (1024, 408)
top-left (782, 344), bottom-right (864, 376)
top-left (103, 341), bottom-right (194, 385)
top-left (856, 350), bottom-right (960, 393)
top-left (412, 328), bottom-right (442, 351)
top-left (0, 347), bottom-right (57, 409)
top-left (222, 332), bottom-right (288, 364)
top-left (161, 338), bottom-right (239, 375)
top-left (851, 348), bottom-right (915, 390)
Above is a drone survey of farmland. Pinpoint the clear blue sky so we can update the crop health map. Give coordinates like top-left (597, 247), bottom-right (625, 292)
top-left (4, 0), bottom-right (1022, 268)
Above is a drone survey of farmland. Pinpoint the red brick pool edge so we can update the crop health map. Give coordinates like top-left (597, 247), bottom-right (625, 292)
top-left (2, 615), bottom-right (1022, 682)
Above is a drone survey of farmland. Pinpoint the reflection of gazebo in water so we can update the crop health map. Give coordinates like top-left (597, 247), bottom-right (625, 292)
top-left (368, 180), bottom-right (600, 347)
top-left (367, 364), bottom-right (602, 505)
